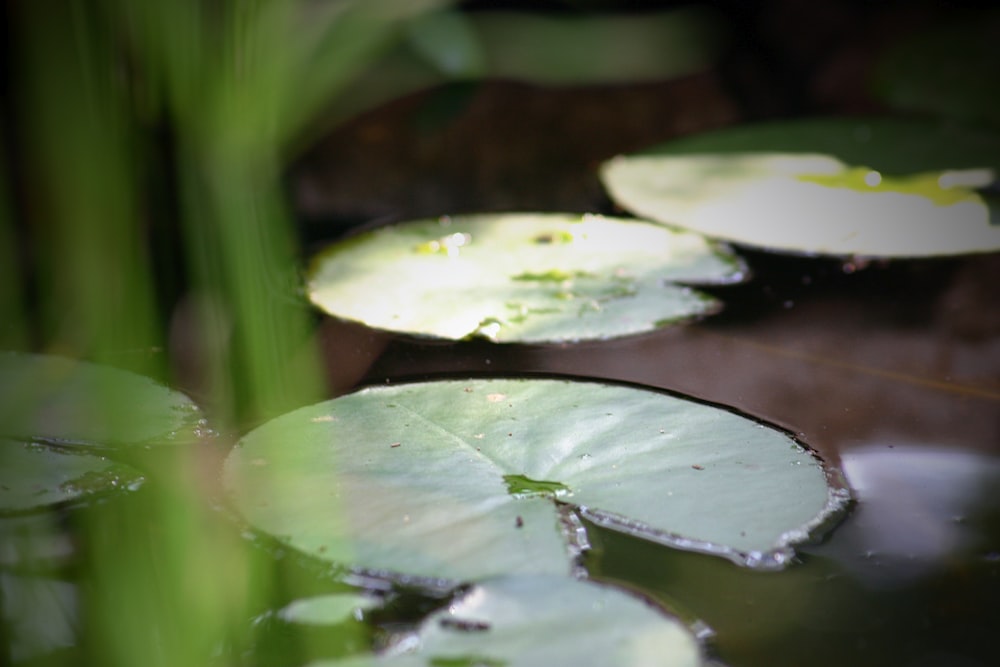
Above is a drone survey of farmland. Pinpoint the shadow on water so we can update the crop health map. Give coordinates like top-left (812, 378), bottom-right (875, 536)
top-left (349, 249), bottom-right (1000, 667)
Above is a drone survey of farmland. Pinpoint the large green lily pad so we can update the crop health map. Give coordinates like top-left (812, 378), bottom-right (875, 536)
top-left (308, 575), bottom-right (702, 667)
top-left (0, 352), bottom-right (204, 448)
top-left (600, 118), bottom-right (1000, 258)
top-left (306, 214), bottom-right (745, 343)
top-left (224, 378), bottom-right (843, 583)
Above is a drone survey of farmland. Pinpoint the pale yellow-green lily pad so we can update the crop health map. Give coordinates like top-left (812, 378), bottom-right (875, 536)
top-left (600, 151), bottom-right (999, 258)
top-left (306, 213), bottom-right (745, 343)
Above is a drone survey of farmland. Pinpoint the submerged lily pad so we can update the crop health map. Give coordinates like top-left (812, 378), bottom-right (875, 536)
top-left (600, 117), bottom-right (1000, 257)
top-left (0, 352), bottom-right (203, 448)
top-left (224, 378), bottom-right (843, 583)
top-left (306, 214), bottom-right (745, 343)
top-left (309, 575), bottom-right (702, 667)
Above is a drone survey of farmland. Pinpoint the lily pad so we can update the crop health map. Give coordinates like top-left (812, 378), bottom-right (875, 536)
top-left (224, 378), bottom-right (843, 583)
top-left (0, 352), bottom-right (204, 448)
top-left (0, 438), bottom-right (144, 514)
top-left (306, 214), bottom-right (745, 343)
top-left (600, 117), bottom-right (1000, 257)
top-left (0, 353), bottom-right (197, 514)
top-left (601, 151), bottom-right (1000, 257)
top-left (309, 575), bottom-right (702, 667)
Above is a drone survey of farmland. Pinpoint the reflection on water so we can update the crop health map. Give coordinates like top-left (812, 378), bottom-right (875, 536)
top-left (588, 441), bottom-right (1000, 666)
top-left (829, 444), bottom-right (1000, 586)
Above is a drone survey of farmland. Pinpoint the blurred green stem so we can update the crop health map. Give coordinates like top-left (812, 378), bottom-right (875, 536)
top-left (177, 146), bottom-right (323, 422)
top-left (16, 0), bottom-right (162, 375)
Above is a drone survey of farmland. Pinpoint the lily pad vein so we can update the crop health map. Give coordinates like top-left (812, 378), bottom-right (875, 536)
top-left (389, 400), bottom-right (511, 478)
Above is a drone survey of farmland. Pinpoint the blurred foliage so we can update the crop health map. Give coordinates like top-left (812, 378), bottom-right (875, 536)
top-left (0, 1), bottom-right (726, 665)
top-left (3, 1), bottom-right (448, 665)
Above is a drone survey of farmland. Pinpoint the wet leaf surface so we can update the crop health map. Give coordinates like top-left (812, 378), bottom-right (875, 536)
top-left (307, 213), bottom-right (745, 343)
top-left (224, 378), bottom-right (843, 583)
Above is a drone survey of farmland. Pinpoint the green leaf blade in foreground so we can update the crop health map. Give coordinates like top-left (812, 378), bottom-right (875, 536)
top-left (224, 379), bottom-right (844, 583)
top-left (308, 575), bottom-right (702, 667)
top-left (600, 118), bottom-right (1000, 258)
top-left (306, 214), bottom-right (745, 343)
top-left (0, 352), bottom-right (204, 449)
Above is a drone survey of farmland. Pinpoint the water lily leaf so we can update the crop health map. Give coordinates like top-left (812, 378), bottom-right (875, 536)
top-left (872, 12), bottom-right (1000, 128)
top-left (0, 352), bottom-right (204, 449)
top-left (0, 438), bottom-right (144, 514)
top-left (601, 150), bottom-right (1000, 257)
top-left (306, 214), bottom-right (745, 343)
top-left (308, 575), bottom-right (702, 667)
top-left (224, 379), bottom-right (843, 583)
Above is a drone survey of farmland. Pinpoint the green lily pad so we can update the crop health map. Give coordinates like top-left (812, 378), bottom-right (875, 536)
top-left (224, 379), bottom-right (843, 583)
top-left (308, 575), bottom-right (702, 667)
top-left (306, 214), bottom-right (745, 343)
top-left (872, 12), bottom-right (1000, 128)
top-left (601, 150), bottom-right (1000, 258)
top-left (0, 352), bottom-right (204, 448)
top-left (0, 438), bottom-right (144, 514)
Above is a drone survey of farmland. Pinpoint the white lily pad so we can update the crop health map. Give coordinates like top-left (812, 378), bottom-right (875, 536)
top-left (0, 352), bottom-right (204, 448)
top-left (0, 438), bottom-right (144, 514)
top-left (600, 118), bottom-right (1000, 257)
top-left (224, 378), bottom-right (843, 583)
top-left (306, 213), bottom-right (745, 343)
top-left (309, 575), bottom-right (702, 667)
